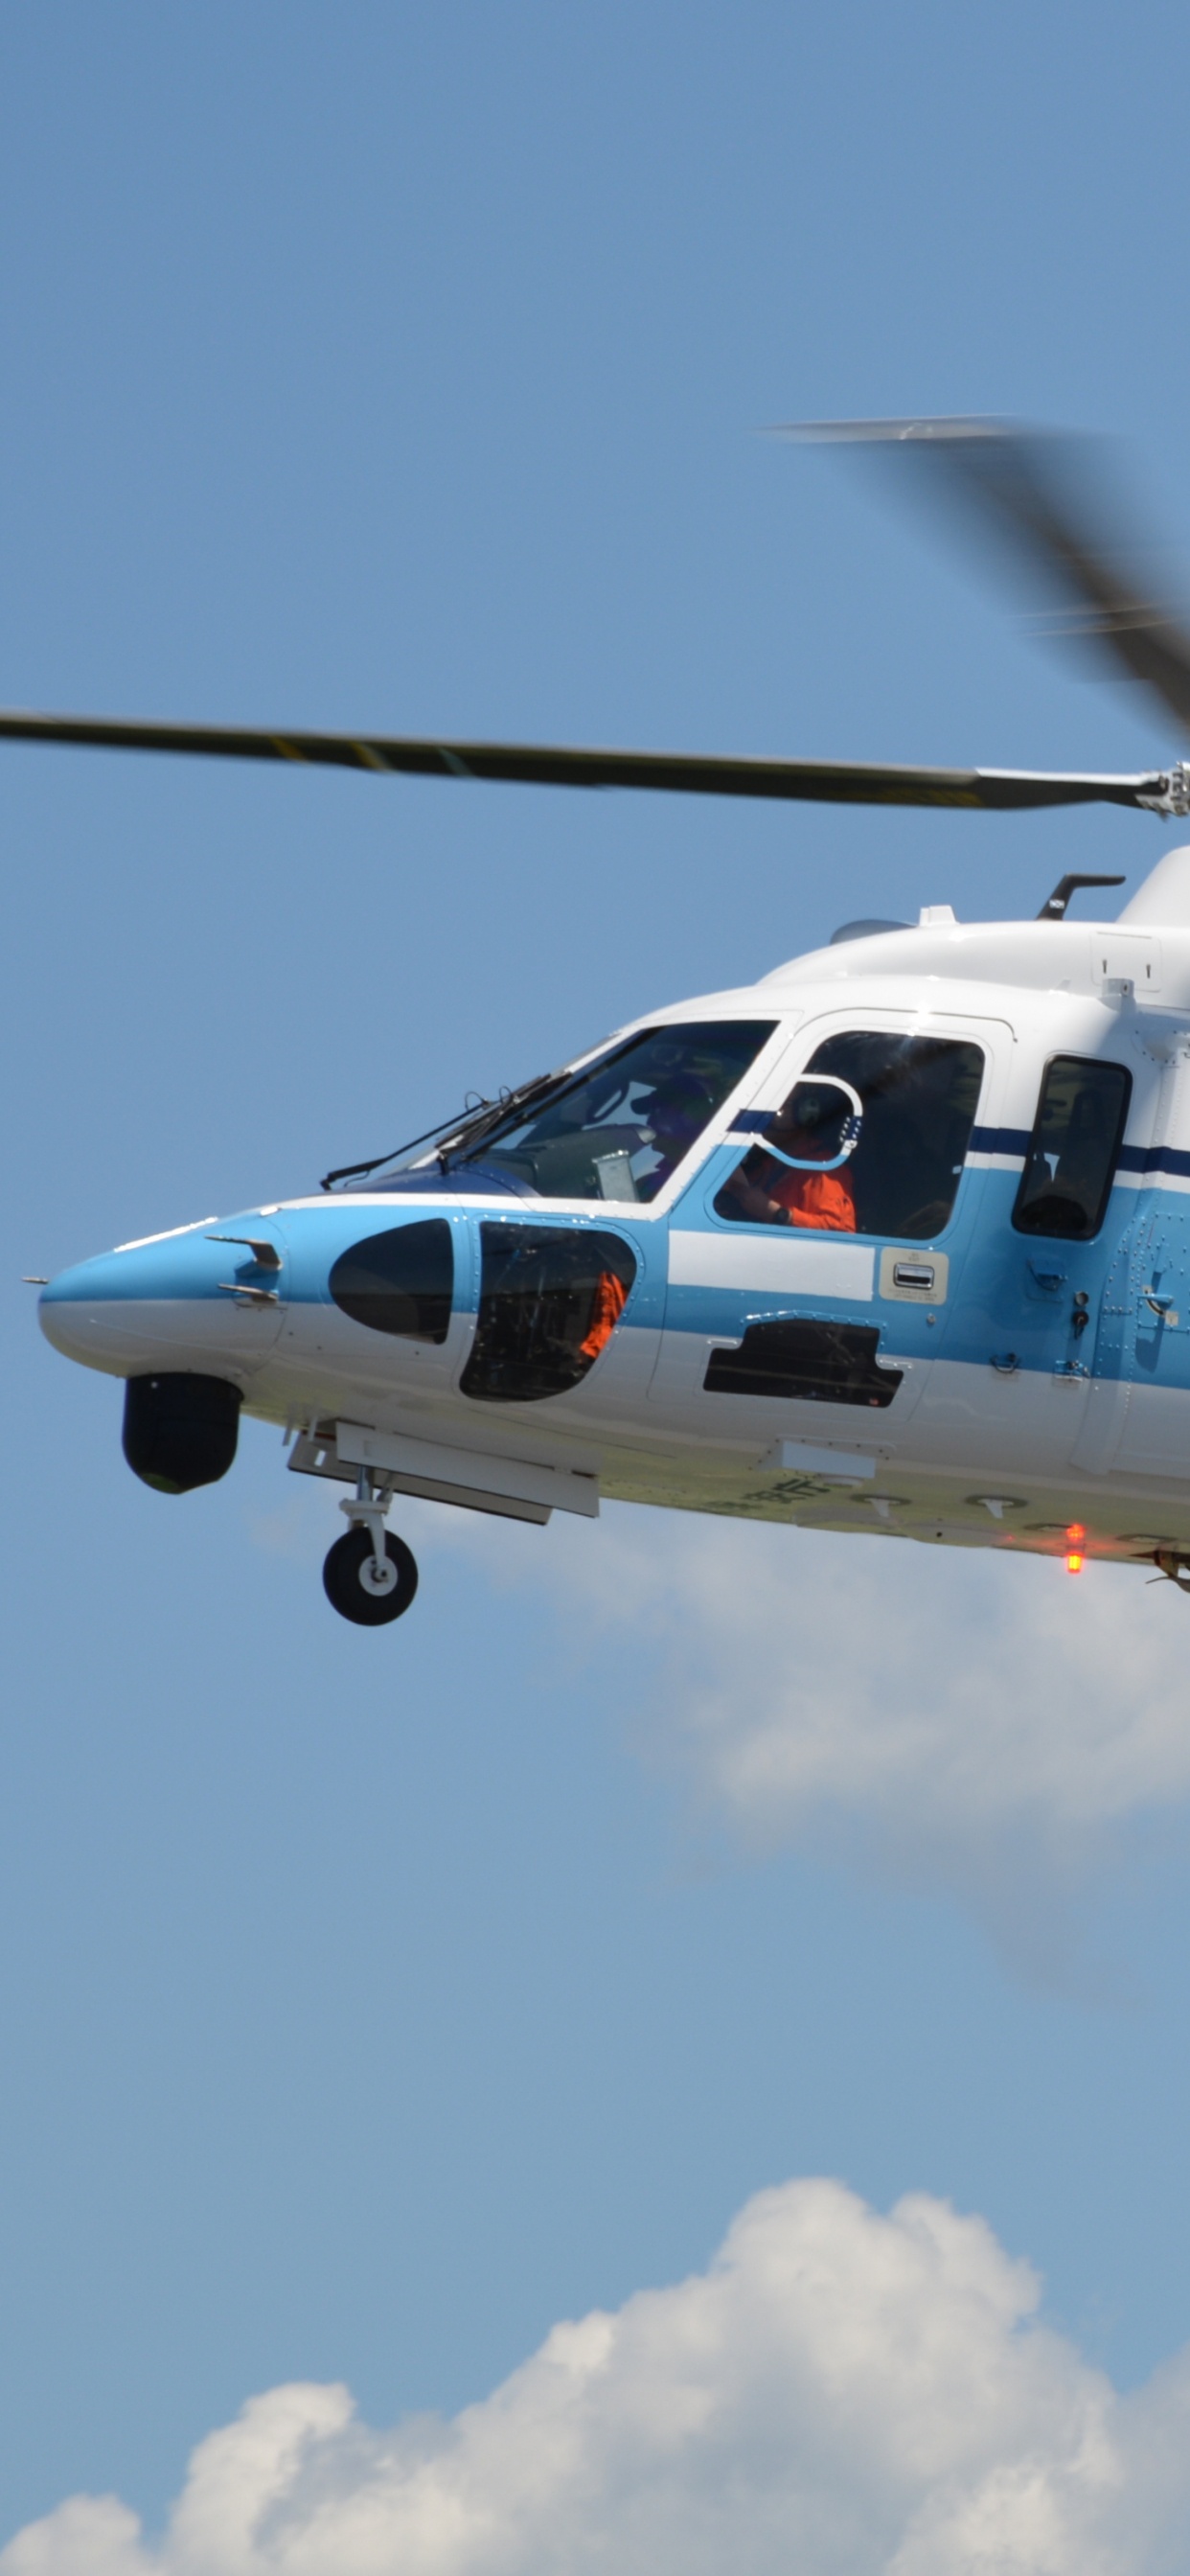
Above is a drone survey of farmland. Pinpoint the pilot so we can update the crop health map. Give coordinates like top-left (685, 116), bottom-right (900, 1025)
top-left (643, 1069), bottom-right (713, 1186)
top-left (722, 1084), bottom-right (858, 1230)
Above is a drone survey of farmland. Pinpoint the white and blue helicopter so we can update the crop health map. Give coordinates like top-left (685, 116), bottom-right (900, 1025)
top-left (26, 419), bottom-right (1190, 1622)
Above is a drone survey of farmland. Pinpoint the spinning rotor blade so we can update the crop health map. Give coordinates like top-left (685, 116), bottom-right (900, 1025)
top-left (782, 417), bottom-right (1190, 740)
top-left (0, 706), bottom-right (1181, 814)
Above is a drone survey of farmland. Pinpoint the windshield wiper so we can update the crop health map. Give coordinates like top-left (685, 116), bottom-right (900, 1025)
top-left (320, 1061), bottom-right (576, 1191)
top-left (321, 1104), bottom-right (489, 1191)
top-left (436, 1063), bottom-right (575, 1170)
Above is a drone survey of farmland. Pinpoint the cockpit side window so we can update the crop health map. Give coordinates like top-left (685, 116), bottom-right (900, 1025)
top-left (330, 1219), bottom-right (454, 1340)
top-left (714, 1031), bottom-right (985, 1241)
top-left (446, 1022), bottom-right (776, 1204)
top-left (1013, 1055), bottom-right (1131, 1240)
top-left (461, 1223), bottom-right (637, 1401)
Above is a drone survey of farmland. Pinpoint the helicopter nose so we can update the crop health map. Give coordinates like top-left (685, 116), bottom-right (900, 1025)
top-left (39, 1229), bottom-right (221, 1372)
top-left (38, 1218), bottom-right (286, 1377)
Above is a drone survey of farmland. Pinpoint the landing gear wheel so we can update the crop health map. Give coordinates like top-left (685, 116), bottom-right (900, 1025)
top-left (322, 1528), bottom-right (419, 1626)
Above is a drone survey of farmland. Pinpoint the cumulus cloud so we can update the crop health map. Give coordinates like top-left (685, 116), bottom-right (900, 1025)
top-left (6, 2176), bottom-right (1190, 2575)
top-left (410, 1500), bottom-right (1190, 1894)
top-left (563, 1514), bottom-right (1190, 1832)
top-left (253, 1475), bottom-right (1190, 1947)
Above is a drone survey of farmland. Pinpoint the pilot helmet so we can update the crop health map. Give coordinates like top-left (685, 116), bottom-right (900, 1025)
top-left (647, 1067), bottom-right (713, 1128)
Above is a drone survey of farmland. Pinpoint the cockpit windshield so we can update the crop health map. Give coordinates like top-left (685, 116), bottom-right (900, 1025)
top-left (412, 1021), bottom-right (776, 1203)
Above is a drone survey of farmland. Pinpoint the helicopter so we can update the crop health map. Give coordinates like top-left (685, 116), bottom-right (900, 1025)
top-left (27, 416), bottom-right (1190, 1622)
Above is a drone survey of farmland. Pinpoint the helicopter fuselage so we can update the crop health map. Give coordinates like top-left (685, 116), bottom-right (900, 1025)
top-left (38, 879), bottom-right (1190, 1593)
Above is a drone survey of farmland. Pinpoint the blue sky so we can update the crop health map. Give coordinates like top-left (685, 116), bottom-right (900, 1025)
top-left (7, 6), bottom-right (1190, 2565)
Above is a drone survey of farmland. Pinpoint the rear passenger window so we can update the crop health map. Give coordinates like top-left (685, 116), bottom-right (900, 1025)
top-left (1013, 1056), bottom-right (1131, 1240)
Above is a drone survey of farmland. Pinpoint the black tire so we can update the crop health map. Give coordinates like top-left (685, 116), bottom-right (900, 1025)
top-left (322, 1528), bottom-right (419, 1626)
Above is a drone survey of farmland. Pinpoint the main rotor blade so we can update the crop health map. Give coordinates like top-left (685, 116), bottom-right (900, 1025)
top-left (780, 417), bottom-right (1190, 741)
top-left (0, 707), bottom-right (1179, 812)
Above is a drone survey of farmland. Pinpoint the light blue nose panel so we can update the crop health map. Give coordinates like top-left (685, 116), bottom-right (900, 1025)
top-left (39, 1215), bottom-right (287, 1378)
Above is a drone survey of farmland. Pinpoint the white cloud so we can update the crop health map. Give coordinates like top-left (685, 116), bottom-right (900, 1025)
top-left (415, 1503), bottom-right (1190, 1877)
top-left (588, 1516), bottom-right (1190, 1830)
top-left (6, 2176), bottom-right (1190, 2576)
top-left (251, 1476), bottom-right (1190, 1946)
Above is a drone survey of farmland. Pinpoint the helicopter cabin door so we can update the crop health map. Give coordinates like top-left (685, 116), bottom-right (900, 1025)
top-left (649, 1014), bottom-right (1006, 1462)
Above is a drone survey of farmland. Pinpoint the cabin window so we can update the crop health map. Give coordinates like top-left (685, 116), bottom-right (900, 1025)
top-left (462, 1224), bottom-right (637, 1402)
top-left (443, 1021), bottom-right (776, 1203)
top-left (714, 1031), bottom-right (985, 1240)
top-left (330, 1219), bottom-right (454, 1341)
top-left (1013, 1055), bottom-right (1131, 1240)
top-left (704, 1320), bottom-right (902, 1407)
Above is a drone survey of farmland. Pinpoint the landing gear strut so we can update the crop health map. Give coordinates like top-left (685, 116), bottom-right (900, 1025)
top-left (322, 1469), bottom-right (419, 1625)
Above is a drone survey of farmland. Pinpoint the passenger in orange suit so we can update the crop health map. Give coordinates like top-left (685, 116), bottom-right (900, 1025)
top-left (767, 1152), bottom-right (857, 1230)
top-left (722, 1084), bottom-right (858, 1230)
top-left (580, 1269), bottom-right (629, 1361)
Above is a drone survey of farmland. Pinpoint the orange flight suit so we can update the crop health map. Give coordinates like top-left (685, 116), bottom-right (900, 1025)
top-left (580, 1270), bottom-right (629, 1360)
top-left (767, 1165), bottom-right (857, 1231)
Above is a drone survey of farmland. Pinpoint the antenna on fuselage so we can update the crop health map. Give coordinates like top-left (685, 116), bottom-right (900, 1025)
top-left (1036, 872), bottom-right (1125, 922)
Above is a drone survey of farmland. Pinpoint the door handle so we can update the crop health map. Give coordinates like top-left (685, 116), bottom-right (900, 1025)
top-left (1141, 1289), bottom-right (1179, 1323)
